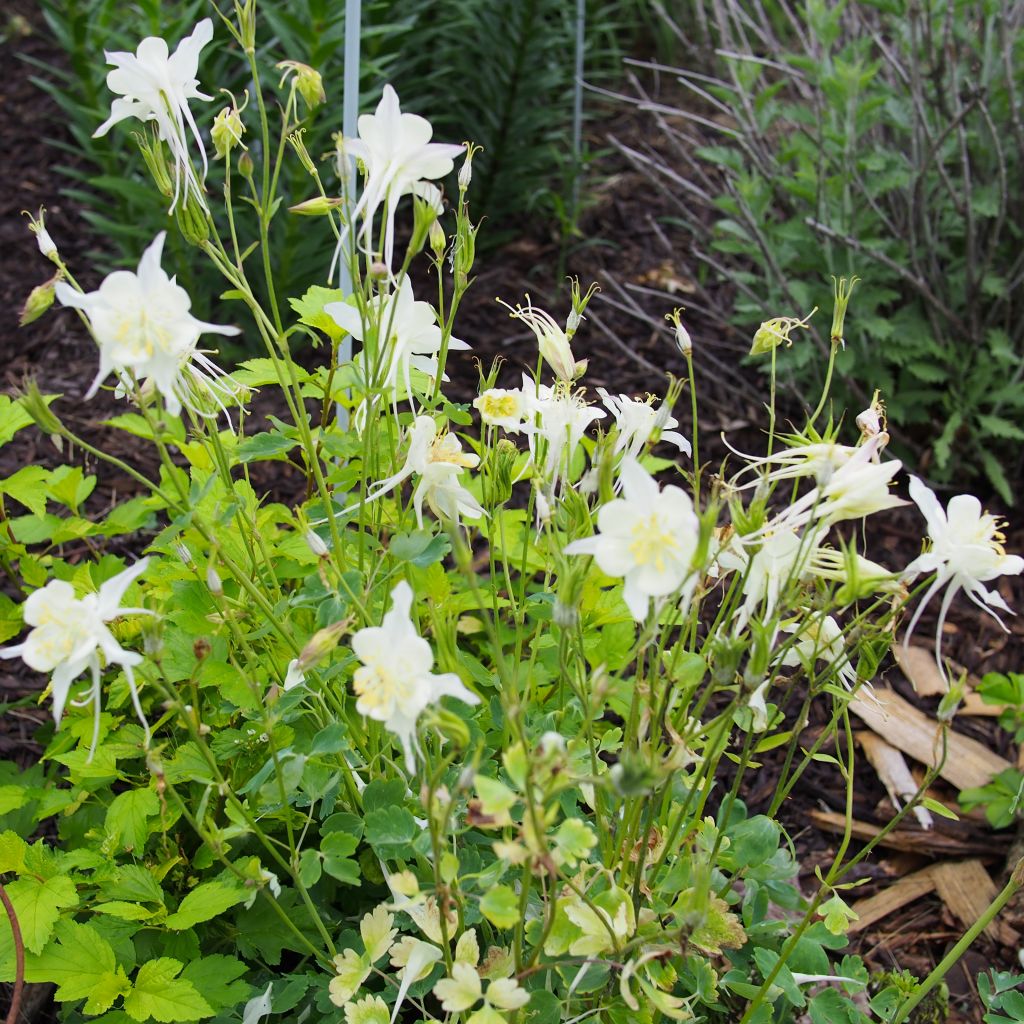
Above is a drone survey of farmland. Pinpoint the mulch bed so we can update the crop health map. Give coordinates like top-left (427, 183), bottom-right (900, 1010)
top-left (2, 4), bottom-right (1024, 1022)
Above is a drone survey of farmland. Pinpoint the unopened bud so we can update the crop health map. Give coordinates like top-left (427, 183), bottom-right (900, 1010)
top-left (238, 151), bottom-right (255, 179)
top-left (369, 260), bottom-right (389, 281)
top-left (856, 389), bottom-right (886, 443)
top-left (304, 529), bottom-right (329, 558)
top-left (16, 378), bottom-right (64, 438)
top-left (212, 103), bottom-right (246, 159)
top-left (174, 542), bottom-right (194, 568)
top-left (175, 193), bottom-right (210, 247)
top-left (490, 438), bottom-right (518, 506)
top-left (24, 209), bottom-right (58, 263)
top-left (295, 620), bottom-right (347, 673)
top-left (429, 218), bottom-right (446, 259)
top-left (193, 637), bottom-right (212, 661)
top-left (458, 143), bottom-right (477, 192)
top-left (667, 307), bottom-right (692, 355)
top-left (289, 195), bottom-right (344, 216)
top-left (19, 276), bottom-right (57, 326)
top-left (135, 130), bottom-right (174, 198)
top-left (427, 705), bottom-right (471, 751)
top-left (206, 566), bottom-right (223, 595)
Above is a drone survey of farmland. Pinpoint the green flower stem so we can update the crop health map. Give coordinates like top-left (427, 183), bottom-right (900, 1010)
top-left (890, 859), bottom-right (1024, 1023)
top-left (807, 339), bottom-right (839, 430)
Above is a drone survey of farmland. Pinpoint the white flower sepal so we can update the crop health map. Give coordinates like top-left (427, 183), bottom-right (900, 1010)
top-left (903, 476), bottom-right (1024, 674)
top-left (339, 84), bottom-right (463, 270)
top-left (780, 614), bottom-right (858, 690)
top-left (597, 388), bottom-right (691, 461)
top-left (564, 457), bottom-right (700, 622)
top-left (342, 416), bottom-right (484, 528)
top-left (54, 233), bottom-right (240, 418)
top-left (0, 559), bottom-right (151, 747)
top-left (351, 581), bottom-right (479, 772)
top-left (95, 19), bottom-right (214, 212)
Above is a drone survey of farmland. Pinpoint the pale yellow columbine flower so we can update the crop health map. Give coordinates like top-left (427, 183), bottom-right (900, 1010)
top-left (351, 581), bottom-right (479, 772)
top-left (474, 388), bottom-right (528, 433)
top-left (565, 457), bottom-right (700, 622)
top-left (53, 233), bottom-right (240, 418)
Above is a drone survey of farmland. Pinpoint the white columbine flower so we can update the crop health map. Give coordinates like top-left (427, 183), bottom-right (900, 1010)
top-left (433, 962), bottom-right (530, 1020)
top-left (780, 613), bottom-right (858, 690)
top-left (0, 560), bottom-right (150, 745)
top-left (565, 458), bottom-right (700, 621)
top-left (54, 232), bottom-right (240, 417)
top-left (903, 476), bottom-right (1024, 672)
top-left (95, 19), bottom-right (214, 212)
top-left (349, 416), bottom-right (484, 528)
top-left (503, 298), bottom-right (586, 382)
top-left (597, 388), bottom-right (691, 460)
top-left (351, 581), bottom-right (479, 772)
top-left (325, 278), bottom-right (468, 399)
top-left (522, 374), bottom-right (605, 493)
top-left (341, 84), bottom-right (464, 269)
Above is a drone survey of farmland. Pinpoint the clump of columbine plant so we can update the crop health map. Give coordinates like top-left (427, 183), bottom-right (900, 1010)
top-left (1, 8), bottom-right (1021, 1024)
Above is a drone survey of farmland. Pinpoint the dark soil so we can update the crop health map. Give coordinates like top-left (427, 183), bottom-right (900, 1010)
top-left (2, 3), bottom-right (1024, 1023)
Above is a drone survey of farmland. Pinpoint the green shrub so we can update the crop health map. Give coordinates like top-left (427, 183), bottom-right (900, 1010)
top-left (616, 0), bottom-right (1024, 502)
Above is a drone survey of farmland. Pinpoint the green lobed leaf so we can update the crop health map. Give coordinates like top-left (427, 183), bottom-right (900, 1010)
top-left (105, 788), bottom-right (160, 854)
top-left (163, 879), bottom-right (248, 931)
top-left (124, 958), bottom-right (213, 1022)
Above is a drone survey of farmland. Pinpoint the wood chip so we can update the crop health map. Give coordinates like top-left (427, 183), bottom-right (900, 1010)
top-left (959, 691), bottom-right (1006, 717)
top-left (931, 860), bottom-right (1020, 945)
top-left (849, 687), bottom-right (1010, 791)
top-left (849, 866), bottom-right (938, 933)
top-left (807, 809), bottom-right (1008, 858)
top-left (856, 731), bottom-right (934, 829)
top-left (894, 644), bottom-right (953, 696)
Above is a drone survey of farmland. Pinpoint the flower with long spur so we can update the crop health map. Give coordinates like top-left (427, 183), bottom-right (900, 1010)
top-left (325, 278), bottom-right (469, 401)
top-left (351, 581), bottom-right (479, 772)
top-left (565, 457), bottom-right (701, 622)
top-left (337, 84), bottom-right (463, 271)
top-left (54, 232), bottom-right (241, 418)
top-left (500, 296), bottom-right (586, 382)
top-left (95, 19), bottom-right (214, 212)
top-left (0, 560), bottom-right (151, 753)
top-left (337, 416), bottom-right (484, 529)
top-left (780, 612), bottom-right (859, 690)
top-left (597, 387), bottom-right (691, 460)
top-left (903, 476), bottom-right (1024, 680)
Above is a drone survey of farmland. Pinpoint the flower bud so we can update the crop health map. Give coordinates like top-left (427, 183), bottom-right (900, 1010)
top-left (289, 195), bottom-right (344, 216)
top-left (304, 529), bottom-right (329, 558)
top-left (206, 566), bottom-right (223, 595)
top-left (489, 438), bottom-right (519, 506)
top-left (426, 705), bottom-right (471, 751)
top-left (135, 130), bottom-right (174, 198)
top-left (174, 542), bottom-right (195, 568)
top-left (238, 151), bottom-right (255, 179)
top-left (856, 389), bottom-right (886, 443)
top-left (458, 143), bottom-right (478, 193)
top-left (429, 218), bottom-right (446, 259)
top-left (295, 619), bottom-right (347, 673)
top-left (19, 276), bottom-right (56, 327)
top-left (666, 307), bottom-right (691, 355)
top-left (212, 104), bottom-right (246, 159)
top-left (829, 275), bottom-right (859, 349)
top-left (24, 208), bottom-right (59, 263)
top-left (175, 193), bottom-right (210, 247)
top-left (16, 378), bottom-right (64, 438)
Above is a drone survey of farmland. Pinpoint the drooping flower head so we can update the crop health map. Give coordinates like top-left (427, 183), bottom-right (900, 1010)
top-left (340, 85), bottom-right (464, 270)
top-left (351, 581), bottom-right (479, 772)
top-left (903, 476), bottom-right (1024, 677)
top-left (95, 19), bottom-right (214, 212)
top-left (597, 388), bottom-right (690, 461)
top-left (501, 297), bottom-right (586, 382)
top-left (54, 233), bottom-right (240, 417)
top-left (565, 458), bottom-right (700, 621)
top-left (0, 560), bottom-right (150, 750)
